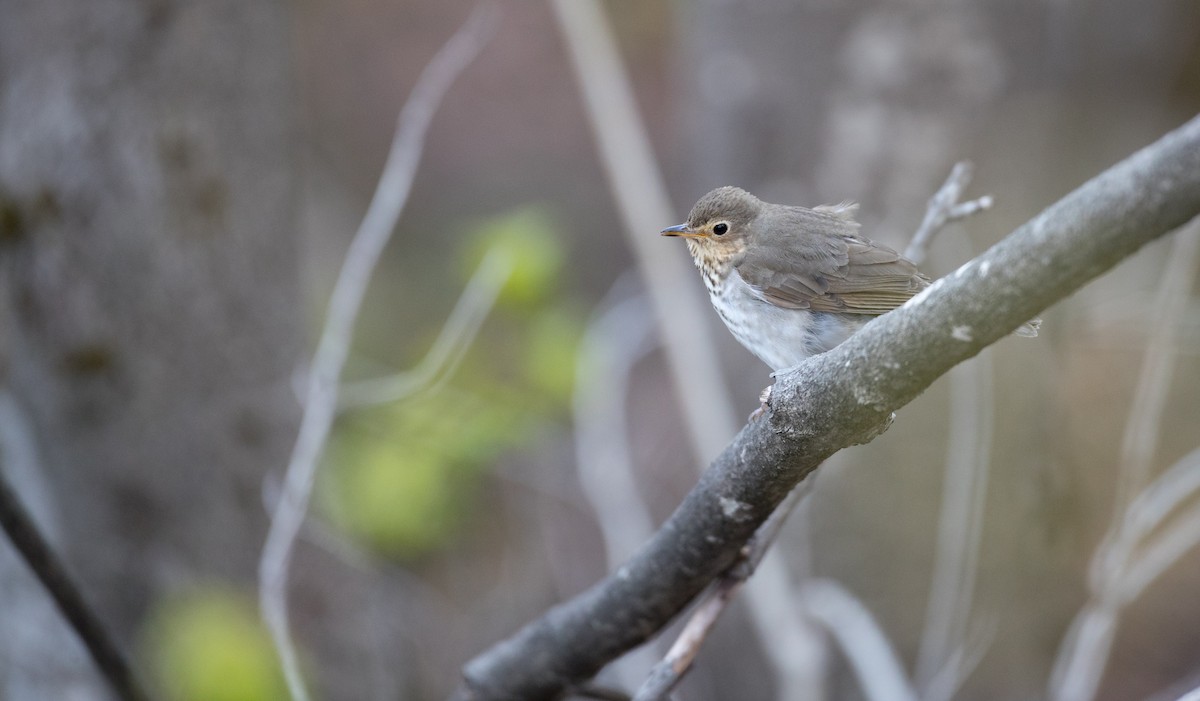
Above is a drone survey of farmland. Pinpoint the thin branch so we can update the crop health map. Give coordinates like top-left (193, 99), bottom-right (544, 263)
top-left (571, 275), bottom-right (662, 693)
top-left (632, 578), bottom-right (744, 701)
top-left (1121, 498), bottom-right (1200, 601)
top-left (905, 161), bottom-right (993, 266)
top-left (0, 447), bottom-right (149, 701)
top-left (549, 0), bottom-right (739, 463)
top-left (1049, 219), bottom-right (1200, 701)
top-left (574, 274), bottom-right (659, 565)
top-left (1049, 446), bottom-right (1200, 701)
top-left (916, 232), bottom-right (996, 698)
top-left (339, 246), bottom-right (512, 409)
top-left (798, 580), bottom-right (919, 701)
top-left (631, 483), bottom-right (810, 701)
top-left (1114, 215), bottom-right (1200, 515)
top-left (257, 7), bottom-right (497, 701)
top-left (452, 115), bottom-right (1200, 701)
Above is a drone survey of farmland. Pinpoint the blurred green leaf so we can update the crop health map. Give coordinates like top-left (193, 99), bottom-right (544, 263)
top-left (323, 390), bottom-right (528, 557)
top-left (523, 307), bottom-right (583, 405)
top-left (462, 206), bottom-right (563, 310)
top-left (331, 441), bottom-right (462, 556)
top-left (144, 587), bottom-right (289, 701)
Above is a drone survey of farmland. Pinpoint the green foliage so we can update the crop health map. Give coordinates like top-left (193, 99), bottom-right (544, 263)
top-left (463, 206), bottom-right (563, 310)
top-left (322, 204), bottom-right (584, 559)
top-left (143, 587), bottom-right (289, 701)
top-left (324, 390), bottom-right (526, 558)
top-left (523, 306), bottom-right (583, 405)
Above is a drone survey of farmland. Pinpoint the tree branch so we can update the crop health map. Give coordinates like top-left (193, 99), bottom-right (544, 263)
top-left (0, 465), bottom-right (149, 701)
top-left (451, 114), bottom-right (1200, 701)
top-left (258, 6), bottom-right (497, 700)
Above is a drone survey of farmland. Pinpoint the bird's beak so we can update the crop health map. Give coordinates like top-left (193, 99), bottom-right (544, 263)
top-left (661, 223), bottom-right (705, 238)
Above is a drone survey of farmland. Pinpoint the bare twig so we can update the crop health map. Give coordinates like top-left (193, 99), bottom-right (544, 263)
top-left (798, 580), bottom-right (919, 701)
top-left (631, 484), bottom-right (810, 701)
top-left (574, 275), bottom-right (659, 565)
top-left (572, 275), bottom-right (662, 692)
top-left (905, 161), bottom-right (993, 266)
top-left (549, 0), bottom-right (738, 463)
top-left (1048, 219), bottom-right (1200, 701)
top-left (257, 7), bottom-right (497, 700)
top-left (633, 578), bottom-right (744, 701)
top-left (453, 115), bottom-right (1200, 701)
top-left (339, 246), bottom-right (512, 409)
top-left (1050, 444), bottom-right (1200, 701)
top-left (1113, 220), bottom-right (1200, 514)
top-left (916, 225), bottom-right (996, 699)
top-left (0, 426), bottom-right (149, 701)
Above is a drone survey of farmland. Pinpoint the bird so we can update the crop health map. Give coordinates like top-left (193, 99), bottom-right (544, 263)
top-left (662, 186), bottom-right (1037, 375)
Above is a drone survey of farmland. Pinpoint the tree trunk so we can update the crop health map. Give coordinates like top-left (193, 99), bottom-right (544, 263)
top-left (0, 0), bottom-right (300, 694)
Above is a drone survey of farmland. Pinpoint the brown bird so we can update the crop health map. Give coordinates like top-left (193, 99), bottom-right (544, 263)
top-left (662, 186), bottom-right (1037, 373)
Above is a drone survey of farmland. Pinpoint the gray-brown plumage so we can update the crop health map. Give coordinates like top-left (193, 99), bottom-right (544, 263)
top-left (662, 186), bottom-right (1036, 372)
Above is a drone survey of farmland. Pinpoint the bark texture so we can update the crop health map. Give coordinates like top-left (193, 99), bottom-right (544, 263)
top-left (0, 0), bottom-right (300, 694)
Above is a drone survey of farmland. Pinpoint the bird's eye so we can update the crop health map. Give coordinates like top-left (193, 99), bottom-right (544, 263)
top-left (713, 222), bottom-right (729, 236)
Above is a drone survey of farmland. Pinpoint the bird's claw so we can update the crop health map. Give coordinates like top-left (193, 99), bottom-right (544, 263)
top-left (748, 384), bottom-right (773, 422)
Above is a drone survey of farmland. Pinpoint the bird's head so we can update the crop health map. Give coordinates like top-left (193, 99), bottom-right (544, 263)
top-left (660, 186), bottom-right (762, 250)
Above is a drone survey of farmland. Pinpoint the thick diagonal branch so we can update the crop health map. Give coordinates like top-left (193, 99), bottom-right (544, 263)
top-left (452, 114), bottom-right (1200, 701)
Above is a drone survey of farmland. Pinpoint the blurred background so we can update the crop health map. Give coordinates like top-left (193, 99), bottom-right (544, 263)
top-left (1, 0), bottom-right (1199, 700)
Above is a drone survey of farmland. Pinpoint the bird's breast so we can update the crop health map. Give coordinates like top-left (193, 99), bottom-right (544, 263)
top-left (708, 271), bottom-right (863, 371)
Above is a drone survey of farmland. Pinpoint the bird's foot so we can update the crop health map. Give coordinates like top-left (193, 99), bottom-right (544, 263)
top-left (749, 383), bottom-right (773, 422)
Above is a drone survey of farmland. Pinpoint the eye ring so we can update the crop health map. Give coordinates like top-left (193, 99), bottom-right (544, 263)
top-left (712, 222), bottom-right (729, 236)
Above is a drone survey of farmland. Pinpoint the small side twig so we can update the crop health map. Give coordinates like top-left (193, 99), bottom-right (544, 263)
top-left (338, 245), bottom-right (512, 409)
top-left (798, 580), bottom-right (918, 701)
top-left (257, 6), bottom-right (497, 701)
top-left (632, 483), bottom-right (810, 701)
top-left (904, 161), bottom-right (993, 266)
top-left (0, 465), bottom-right (149, 701)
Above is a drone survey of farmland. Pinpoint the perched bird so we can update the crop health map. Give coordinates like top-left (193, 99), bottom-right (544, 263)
top-left (662, 186), bottom-right (1037, 373)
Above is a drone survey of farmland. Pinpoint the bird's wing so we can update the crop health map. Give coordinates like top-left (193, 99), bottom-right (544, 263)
top-left (734, 207), bottom-right (929, 315)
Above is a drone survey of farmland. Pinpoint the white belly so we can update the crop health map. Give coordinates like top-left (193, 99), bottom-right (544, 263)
top-left (709, 272), bottom-right (862, 372)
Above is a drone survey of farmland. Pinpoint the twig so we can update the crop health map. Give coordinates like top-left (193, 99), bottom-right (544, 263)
top-left (1113, 219), bottom-right (1200, 515)
top-left (1050, 444), bottom-right (1200, 701)
top-left (257, 6), bottom-right (497, 701)
top-left (798, 580), bottom-right (919, 701)
top-left (574, 274), bottom-right (659, 565)
top-left (549, 0), bottom-right (739, 464)
top-left (632, 483), bottom-right (810, 701)
top-left (915, 206), bottom-right (996, 699)
top-left (571, 274), bottom-right (662, 692)
top-left (0, 458), bottom-right (150, 701)
top-left (338, 246), bottom-right (512, 409)
top-left (452, 115), bottom-right (1200, 701)
top-left (1048, 219), bottom-right (1200, 701)
top-left (904, 161), bottom-right (993, 266)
